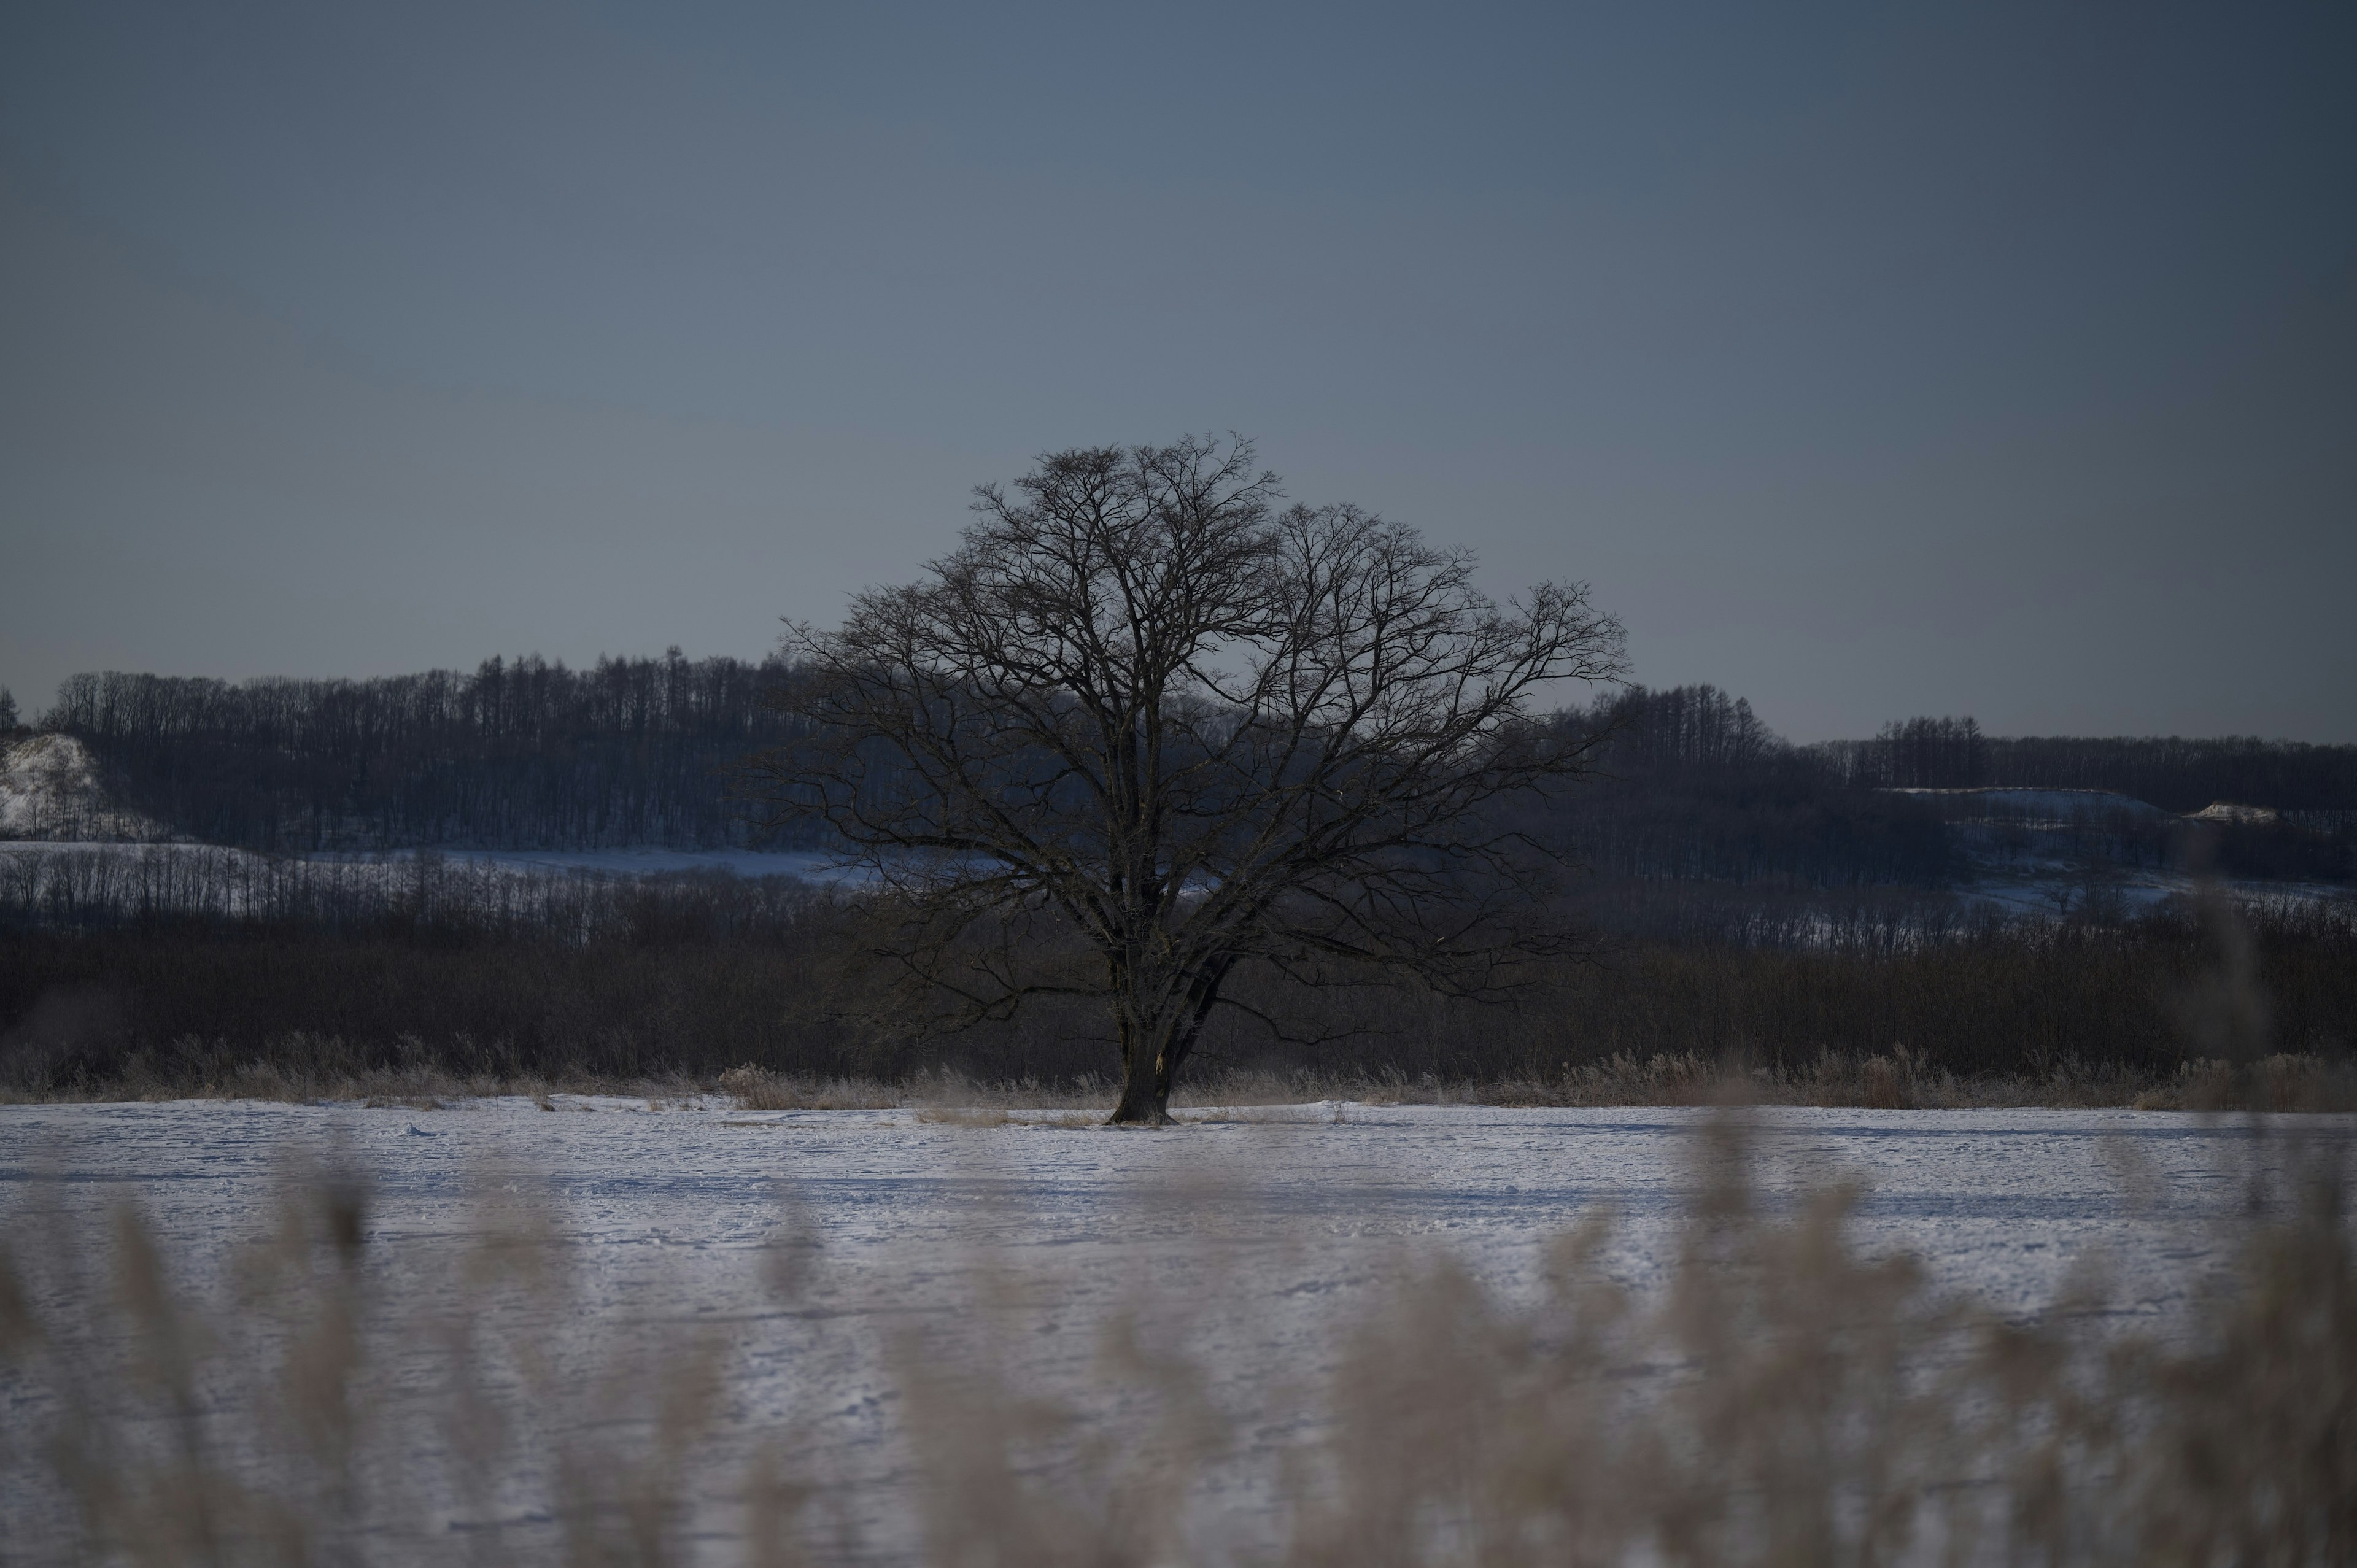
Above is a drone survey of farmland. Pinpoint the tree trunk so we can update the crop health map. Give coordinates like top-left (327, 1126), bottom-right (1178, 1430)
top-left (1104, 957), bottom-right (1230, 1126)
top-left (1106, 986), bottom-right (1181, 1124)
top-left (1107, 1050), bottom-right (1173, 1126)
top-left (1105, 956), bottom-right (1171, 1125)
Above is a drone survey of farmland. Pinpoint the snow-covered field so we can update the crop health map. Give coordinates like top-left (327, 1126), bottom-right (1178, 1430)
top-left (16, 1098), bottom-right (2314, 1320)
top-left (5, 1099), bottom-right (2350, 1559)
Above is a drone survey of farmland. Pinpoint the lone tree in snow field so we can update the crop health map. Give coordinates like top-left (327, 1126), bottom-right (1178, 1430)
top-left (740, 437), bottom-right (1626, 1124)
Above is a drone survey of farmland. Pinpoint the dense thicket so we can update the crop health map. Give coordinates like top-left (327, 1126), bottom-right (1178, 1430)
top-left (0, 847), bottom-right (821, 942)
top-left (41, 653), bottom-right (811, 851)
top-left (1817, 716), bottom-right (2357, 811)
top-left (4, 808), bottom-right (2351, 1098)
top-left (4, 898), bottom-right (2350, 1092)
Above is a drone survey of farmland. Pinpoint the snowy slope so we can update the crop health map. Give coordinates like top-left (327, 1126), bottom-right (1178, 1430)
top-left (0, 733), bottom-right (166, 841)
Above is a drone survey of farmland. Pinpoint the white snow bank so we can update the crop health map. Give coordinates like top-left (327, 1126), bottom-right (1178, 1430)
top-left (2185, 800), bottom-right (2281, 825)
top-left (0, 733), bottom-right (166, 841)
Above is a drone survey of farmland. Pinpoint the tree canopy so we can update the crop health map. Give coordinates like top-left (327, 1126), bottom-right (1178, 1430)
top-left (741, 437), bottom-right (1627, 1122)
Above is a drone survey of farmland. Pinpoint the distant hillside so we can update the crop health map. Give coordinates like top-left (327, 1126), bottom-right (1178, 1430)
top-left (1553, 690), bottom-right (2355, 889)
top-left (1813, 716), bottom-right (2357, 814)
top-left (1548, 686), bottom-right (1955, 887)
top-left (30, 653), bottom-right (812, 852)
top-left (17, 663), bottom-right (2355, 886)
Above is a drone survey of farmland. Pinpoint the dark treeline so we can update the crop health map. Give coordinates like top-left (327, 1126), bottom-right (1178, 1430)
top-left (0, 846), bottom-right (822, 944)
top-left (14, 663), bottom-right (2354, 1102)
top-left (4, 893), bottom-right (2350, 1094)
top-left (1817, 716), bottom-right (2357, 811)
top-left (4, 828), bottom-right (2351, 1099)
top-left (28, 674), bottom-right (1957, 886)
top-left (1556, 686), bottom-right (1953, 887)
top-left (1558, 692), bottom-right (2351, 886)
top-left (0, 843), bottom-right (1981, 952)
top-left (28, 660), bottom-right (2356, 886)
top-left (40, 652), bottom-right (813, 851)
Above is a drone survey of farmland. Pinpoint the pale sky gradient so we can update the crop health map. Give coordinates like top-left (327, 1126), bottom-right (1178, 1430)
top-left (2, 1), bottom-right (2351, 741)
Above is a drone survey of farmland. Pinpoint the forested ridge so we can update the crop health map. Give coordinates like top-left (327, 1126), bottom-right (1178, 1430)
top-left (33, 652), bottom-right (814, 852)
top-left (1814, 715), bottom-right (2357, 812)
top-left (6, 663), bottom-right (2355, 1099)
top-left (1547, 687), bottom-right (2354, 886)
top-left (12, 660), bottom-right (2355, 882)
top-left (1560, 687), bottom-right (1954, 887)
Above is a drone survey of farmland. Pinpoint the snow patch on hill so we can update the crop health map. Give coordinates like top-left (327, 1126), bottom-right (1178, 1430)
top-left (1882, 786), bottom-right (2172, 823)
top-left (2185, 801), bottom-right (2280, 825)
top-left (0, 734), bottom-right (166, 841)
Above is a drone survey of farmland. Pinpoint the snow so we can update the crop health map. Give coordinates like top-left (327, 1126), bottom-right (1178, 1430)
top-left (2185, 800), bottom-right (2281, 825)
top-left (1881, 786), bottom-right (2172, 823)
top-left (1873, 787), bottom-right (2355, 922)
top-left (1947, 859), bottom-right (2336, 918)
top-left (0, 733), bottom-right (164, 840)
top-left (4, 1098), bottom-right (2348, 1556)
top-left (4, 1099), bottom-right (2336, 1319)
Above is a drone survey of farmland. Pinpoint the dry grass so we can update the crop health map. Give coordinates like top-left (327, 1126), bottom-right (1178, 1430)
top-left (15, 1047), bottom-right (2350, 1116)
top-left (1285, 1126), bottom-right (2356, 1567)
top-left (0, 1030), bottom-right (727, 1109)
top-left (11, 893), bottom-right (2351, 1102)
top-left (1169, 1052), bottom-right (2357, 1114)
top-left (2, 1118), bottom-right (2350, 1564)
top-left (2131, 1052), bottom-right (2357, 1112)
top-left (714, 1064), bottom-right (899, 1111)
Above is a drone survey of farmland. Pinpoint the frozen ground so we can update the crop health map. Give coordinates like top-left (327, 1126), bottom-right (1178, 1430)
top-left (10, 1097), bottom-right (2335, 1315)
top-left (4, 1099), bottom-right (2351, 1558)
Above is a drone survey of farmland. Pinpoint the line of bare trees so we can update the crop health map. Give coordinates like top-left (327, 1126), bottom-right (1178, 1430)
top-left (1552, 686), bottom-right (1958, 887)
top-left (1816, 717), bottom-right (2357, 811)
top-left (30, 670), bottom-right (2351, 887)
top-left (6, 881), bottom-right (2351, 1095)
top-left (36, 652), bottom-right (815, 851)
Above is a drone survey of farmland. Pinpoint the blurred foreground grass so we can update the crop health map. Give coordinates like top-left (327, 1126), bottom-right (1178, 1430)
top-left (1, 1117), bottom-right (2351, 1566)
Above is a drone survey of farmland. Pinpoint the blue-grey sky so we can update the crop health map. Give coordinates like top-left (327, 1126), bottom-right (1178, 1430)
top-left (3, 0), bottom-right (2351, 741)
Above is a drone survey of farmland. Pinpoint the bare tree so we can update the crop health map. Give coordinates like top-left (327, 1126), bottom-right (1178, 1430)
top-left (740, 438), bottom-right (1626, 1123)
